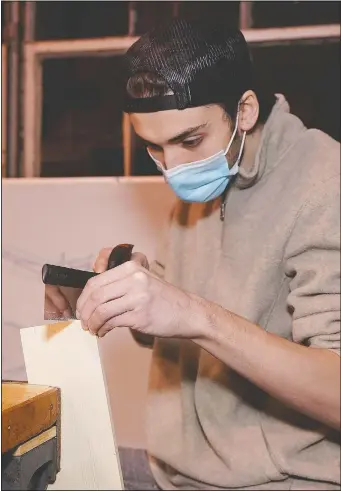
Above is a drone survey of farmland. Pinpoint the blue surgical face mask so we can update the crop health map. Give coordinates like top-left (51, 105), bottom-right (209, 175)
top-left (148, 110), bottom-right (246, 203)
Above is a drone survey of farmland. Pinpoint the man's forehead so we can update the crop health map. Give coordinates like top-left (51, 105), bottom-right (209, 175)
top-left (130, 105), bottom-right (220, 144)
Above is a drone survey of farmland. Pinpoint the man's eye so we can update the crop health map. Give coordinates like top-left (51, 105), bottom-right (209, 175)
top-left (182, 137), bottom-right (203, 148)
top-left (147, 144), bottom-right (162, 152)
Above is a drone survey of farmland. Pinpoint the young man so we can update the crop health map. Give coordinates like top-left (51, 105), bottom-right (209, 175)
top-left (76, 18), bottom-right (340, 490)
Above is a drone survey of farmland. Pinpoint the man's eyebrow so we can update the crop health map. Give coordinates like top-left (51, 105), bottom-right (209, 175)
top-left (140, 123), bottom-right (208, 148)
top-left (168, 123), bottom-right (208, 144)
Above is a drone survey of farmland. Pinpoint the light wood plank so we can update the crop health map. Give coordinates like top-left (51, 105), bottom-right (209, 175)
top-left (20, 320), bottom-right (124, 490)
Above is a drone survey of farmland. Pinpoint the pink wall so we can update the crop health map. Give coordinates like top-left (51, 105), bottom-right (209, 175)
top-left (2, 177), bottom-right (175, 449)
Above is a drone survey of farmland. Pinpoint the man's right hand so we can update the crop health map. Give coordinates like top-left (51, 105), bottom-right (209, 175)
top-left (43, 248), bottom-right (113, 320)
top-left (91, 247), bottom-right (154, 347)
top-left (92, 247), bottom-right (114, 273)
top-left (43, 247), bottom-right (123, 320)
top-left (44, 247), bottom-right (149, 321)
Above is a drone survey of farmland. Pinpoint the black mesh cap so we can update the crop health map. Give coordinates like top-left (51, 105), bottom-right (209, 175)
top-left (123, 18), bottom-right (254, 113)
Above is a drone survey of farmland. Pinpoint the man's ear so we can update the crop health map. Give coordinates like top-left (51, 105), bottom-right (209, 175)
top-left (239, 90), bottom-right (260, 133)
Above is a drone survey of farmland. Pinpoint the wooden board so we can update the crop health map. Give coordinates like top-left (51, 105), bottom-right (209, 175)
top-left (20, 321), bottom-right (124, 490)
top-left (2, 382), bottom-right (59, 454)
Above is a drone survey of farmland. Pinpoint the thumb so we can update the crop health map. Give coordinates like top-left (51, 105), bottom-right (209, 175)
top-left (93, 247), bottom-right (113, 273)
top-left (131, 252), bottom-right (149, 270)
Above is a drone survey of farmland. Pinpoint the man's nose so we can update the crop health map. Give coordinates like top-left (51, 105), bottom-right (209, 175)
top-left (163, 149), bottom-right (183, 170)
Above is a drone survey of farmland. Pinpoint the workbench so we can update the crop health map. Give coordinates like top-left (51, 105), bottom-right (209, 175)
top-left (2, 382), bottom-right (61, 490)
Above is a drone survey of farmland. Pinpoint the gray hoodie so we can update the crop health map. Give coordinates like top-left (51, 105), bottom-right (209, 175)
top-left (147, 95), bottom-right (340, 490)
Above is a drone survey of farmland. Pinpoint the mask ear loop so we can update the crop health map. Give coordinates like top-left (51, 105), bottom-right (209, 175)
top-left (223, 102), bottom-right (247, 173)
top-left (147, 148), bottom-right (164, 172)
top-left (224, 102), bottom-right (242, 157)
top-left (224, 114), bottom-right (239, 155)
top-left (234, 131), bottom-right (247, 165)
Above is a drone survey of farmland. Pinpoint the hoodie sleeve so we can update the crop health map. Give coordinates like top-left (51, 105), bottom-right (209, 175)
top-left (284, 173), bottom-right (340, 355)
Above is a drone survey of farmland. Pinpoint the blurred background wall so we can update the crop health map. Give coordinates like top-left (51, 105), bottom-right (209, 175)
top-left (1, 1), bottom-right (340, 179)
top-left (2, 177), bottom-right (175, 448)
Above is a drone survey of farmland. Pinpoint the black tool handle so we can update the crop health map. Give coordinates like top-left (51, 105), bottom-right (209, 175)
top-left (42, 244), bottom-right (134, 289)
top-left (107, 243), bottom-right (134, 269)
top-left (42, 264), bottom-right (96, 289)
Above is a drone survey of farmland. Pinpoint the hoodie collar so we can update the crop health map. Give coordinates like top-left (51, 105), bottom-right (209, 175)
top-left (235, 94), bottom-right (306, 189)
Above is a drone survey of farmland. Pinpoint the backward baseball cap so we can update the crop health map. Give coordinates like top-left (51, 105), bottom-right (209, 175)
top-left (123, 18), bottom-right (254, 114)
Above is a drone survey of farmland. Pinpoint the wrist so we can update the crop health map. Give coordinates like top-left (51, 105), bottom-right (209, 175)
top-left (186, 292), bottom-right (224, 343)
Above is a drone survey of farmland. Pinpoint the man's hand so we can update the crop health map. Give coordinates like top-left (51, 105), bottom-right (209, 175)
top-left (93, 247), bottom-right (150, 274)
top-left (77, 249), bottom-right (200, 339)
top-left (77, 247), bottom-right (340, 430)
top-left (44, 284), bottom-right (73, 319)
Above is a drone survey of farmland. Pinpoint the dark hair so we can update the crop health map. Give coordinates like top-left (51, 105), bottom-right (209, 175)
top-left (126, 72), bottom-right (275, 125)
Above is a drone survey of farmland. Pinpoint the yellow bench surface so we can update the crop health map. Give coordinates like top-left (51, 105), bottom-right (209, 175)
top-left (2, 382), bottom-right (60, 454)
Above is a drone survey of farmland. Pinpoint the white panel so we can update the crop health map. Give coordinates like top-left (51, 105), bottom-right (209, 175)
top-left (21, 321), bottom-right (124, 490)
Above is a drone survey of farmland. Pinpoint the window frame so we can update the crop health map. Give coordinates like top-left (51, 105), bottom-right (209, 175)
top-left (2, 44), bottom-right (7, 176)
top-left (23, 20), bottom-right (340, 177)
